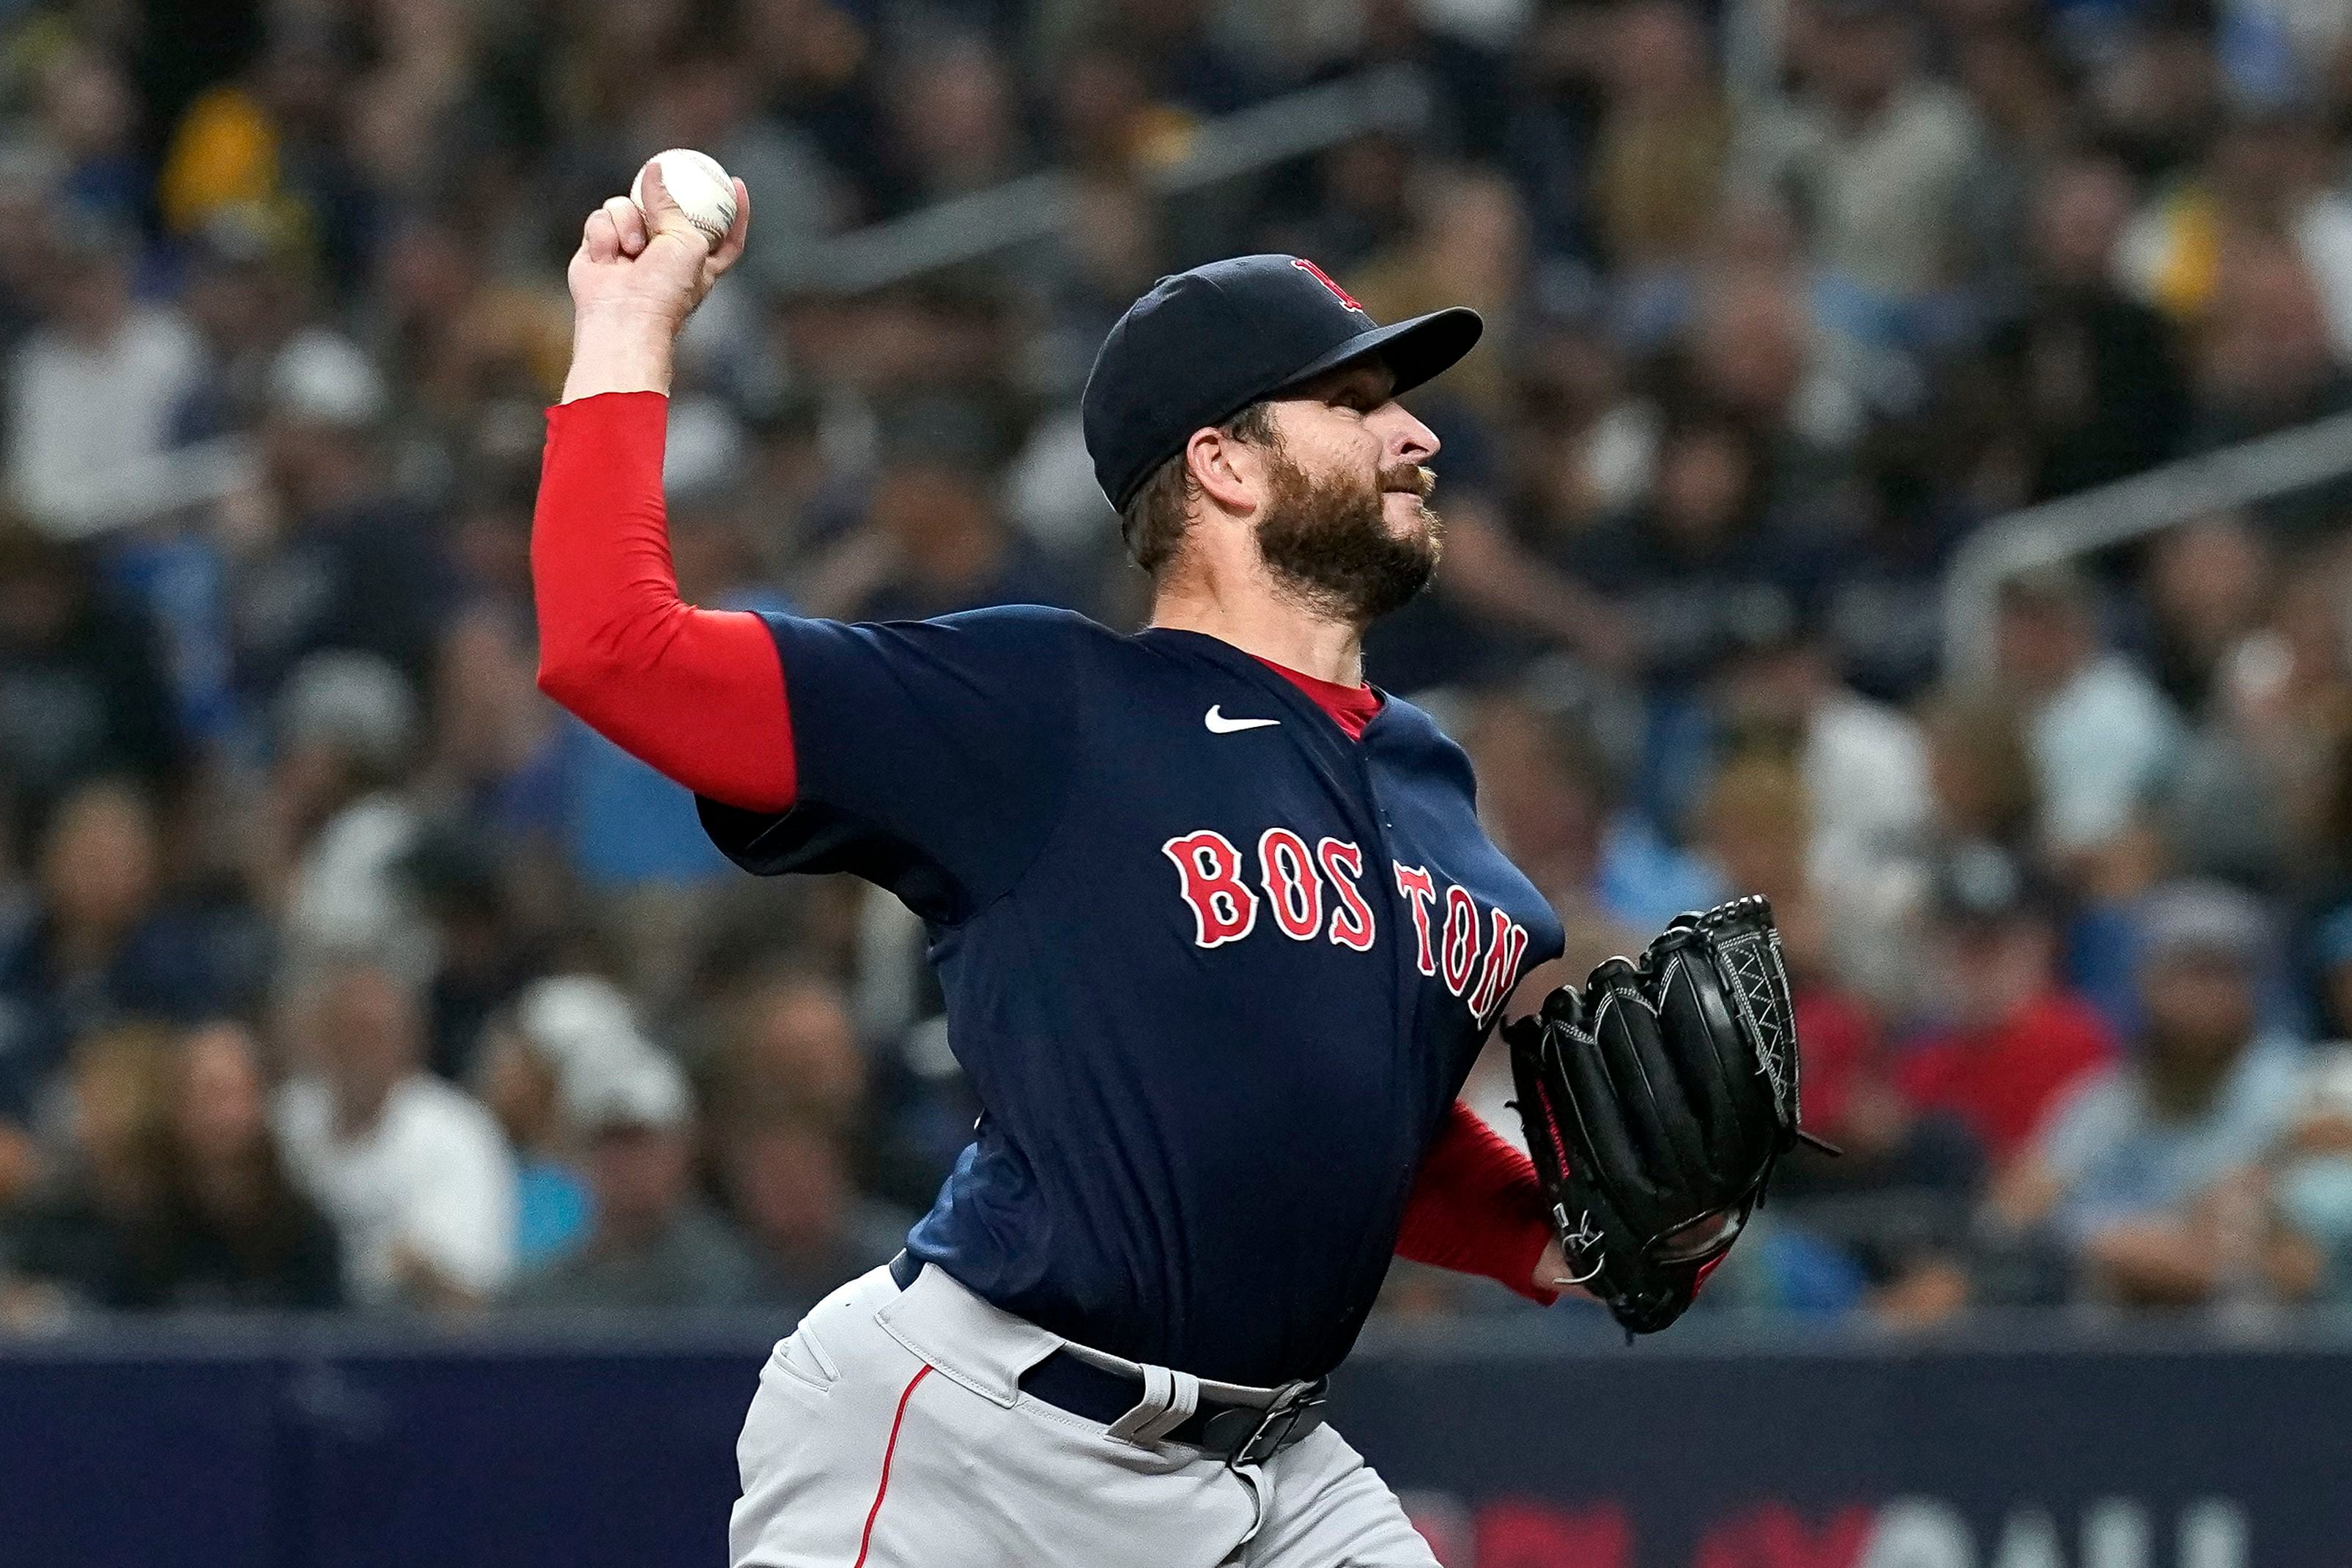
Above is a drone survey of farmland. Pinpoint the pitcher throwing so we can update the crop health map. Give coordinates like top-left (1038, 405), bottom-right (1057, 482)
top-left (533, 160), bottom-right (1813, 1568)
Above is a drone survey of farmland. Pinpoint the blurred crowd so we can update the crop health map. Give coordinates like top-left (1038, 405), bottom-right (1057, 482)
top-left (4, 0), bottom-right (2352, 1336)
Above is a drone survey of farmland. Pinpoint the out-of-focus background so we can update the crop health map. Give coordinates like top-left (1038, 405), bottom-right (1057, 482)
top-left (1, 0), bottom-right (2350, 1562)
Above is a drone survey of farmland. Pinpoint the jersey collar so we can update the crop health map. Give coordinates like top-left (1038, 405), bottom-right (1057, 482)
top-left (1137, 626), bottom-right (1393, 746)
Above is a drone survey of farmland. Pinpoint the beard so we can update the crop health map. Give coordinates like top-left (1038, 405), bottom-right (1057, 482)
top-left (1253, 444), bottom-right (1443, 623)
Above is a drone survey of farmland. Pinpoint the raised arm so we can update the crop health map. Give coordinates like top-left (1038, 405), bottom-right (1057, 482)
top-left (531, 162), bottom-right (796, 813)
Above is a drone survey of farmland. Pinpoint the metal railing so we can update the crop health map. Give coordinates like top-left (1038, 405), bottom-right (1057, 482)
top-left (805, 64), bottom-right (1432, 295)
top-left (1942, 409), bottom-right (2352, 676)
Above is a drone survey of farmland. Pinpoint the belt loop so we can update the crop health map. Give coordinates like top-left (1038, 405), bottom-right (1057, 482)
top-left (1131, 1369), bottom-right (1201, 1445)
top-left (1104, 1364), bottom-right (1177, 1444)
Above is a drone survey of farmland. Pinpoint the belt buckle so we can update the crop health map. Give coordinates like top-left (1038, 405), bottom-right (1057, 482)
top-left (1227, 1377), bottom-right (1326, 1468)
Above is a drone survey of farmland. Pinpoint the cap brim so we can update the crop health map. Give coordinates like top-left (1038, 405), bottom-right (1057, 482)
top-left (1274, 306), bottom-right (1484, 402)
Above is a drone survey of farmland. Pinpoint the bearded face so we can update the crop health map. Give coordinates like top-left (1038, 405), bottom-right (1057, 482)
top-left (1251, 437), bottom-right (1442, 623)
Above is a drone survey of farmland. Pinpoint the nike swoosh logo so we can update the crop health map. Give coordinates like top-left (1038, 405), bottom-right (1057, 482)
top-left (1205, 706), bottom-right (1281, 734)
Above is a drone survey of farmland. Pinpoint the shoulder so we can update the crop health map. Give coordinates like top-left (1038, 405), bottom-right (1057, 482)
top-left (387, 1077), bottom-right (511, 1162)
top-left (2039, 991), bottom-right (2120, 1053)
top-left (1373, 690), bottom-right (1454, 747)
top-left (273, 1079), bottom-right (330, 1146)
top-left (767, 603), bottom-right (1122, 673)
top-left (131, 308), bottom-right (203, 371)
top-left (925, 604), bottom-right (1121, 648)
top-left (1895, 84), bottom-right (1986, 152)
top-left (1818, 692), bottom-right (1924, 761)
top-left (2041, 1065), bottom-right (2134, 1146)
top-left (1375, 693), bottom-right (1477, 783)
top-left (2077, 656), bottom-right (2178, 720)
top-left (2236, 1035), bottom-right (2312, 1113)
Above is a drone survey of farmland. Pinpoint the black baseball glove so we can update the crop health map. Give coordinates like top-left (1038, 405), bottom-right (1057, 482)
top-left (1505, 895), bottom-right (1833, 1336)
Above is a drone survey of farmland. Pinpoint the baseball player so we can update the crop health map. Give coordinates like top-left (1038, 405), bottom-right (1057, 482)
top-left (533, 165), bottom-right (1809, 1568)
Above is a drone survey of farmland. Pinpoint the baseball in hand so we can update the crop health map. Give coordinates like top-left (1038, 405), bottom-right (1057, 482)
top-left (632, 149), bottom-right (739, 248)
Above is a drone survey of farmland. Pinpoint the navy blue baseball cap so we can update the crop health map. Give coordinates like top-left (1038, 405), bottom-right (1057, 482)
top-left (1081, 254), bottom-right (1483, 512)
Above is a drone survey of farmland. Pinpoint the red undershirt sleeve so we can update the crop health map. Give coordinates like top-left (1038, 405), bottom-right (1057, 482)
top-left (531, 391), bottom-right (796, 813)
top-left (1396, 1100), bottom-right (1561, 1304)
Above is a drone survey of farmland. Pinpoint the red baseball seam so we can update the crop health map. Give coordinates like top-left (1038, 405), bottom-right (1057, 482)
top-left (852, 1364), bottom-right (933, 1568)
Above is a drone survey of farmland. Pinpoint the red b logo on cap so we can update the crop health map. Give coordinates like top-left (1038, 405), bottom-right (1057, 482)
top-left (1293, 258), bottom-right (1367, 315)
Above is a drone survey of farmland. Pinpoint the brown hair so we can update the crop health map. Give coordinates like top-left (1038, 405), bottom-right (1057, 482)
top-left (1919, 684), bottom-right (2041, 849)
top-left (66, 1024), bottom-right (179, 1213)
top-left (1118, 402), bottom-right (1279, 575)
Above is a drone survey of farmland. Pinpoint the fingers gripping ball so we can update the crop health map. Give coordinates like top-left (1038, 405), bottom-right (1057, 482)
top-left (632, 149), bottom-right (739, 248)
top-left (1505, 895), bottom-right (1836, 1336)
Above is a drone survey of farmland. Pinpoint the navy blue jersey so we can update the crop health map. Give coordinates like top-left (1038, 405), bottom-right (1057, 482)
top-left (700, 607), bottom-right (1564, 1385)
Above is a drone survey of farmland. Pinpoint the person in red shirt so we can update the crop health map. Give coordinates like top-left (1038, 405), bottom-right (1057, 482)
top-left (1894, 844), bottom-right (2116, 1170)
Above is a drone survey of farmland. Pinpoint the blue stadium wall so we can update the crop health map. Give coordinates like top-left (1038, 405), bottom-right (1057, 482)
top-left (2, 1316), bottom-right (2345, 1567)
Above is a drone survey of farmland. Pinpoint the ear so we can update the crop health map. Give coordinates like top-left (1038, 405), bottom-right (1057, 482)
top-left (1183, 424), bottom-right (1265, 518)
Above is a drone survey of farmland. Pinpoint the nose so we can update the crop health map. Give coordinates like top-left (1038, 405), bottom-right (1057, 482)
top-left (1373, 402), bottom-right (1439, 465)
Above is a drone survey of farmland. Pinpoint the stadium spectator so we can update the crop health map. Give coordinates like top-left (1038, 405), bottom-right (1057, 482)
top-left (275, 957), bottom-right (517, 1311)
top-left (3, 209), bottom-right (204, 537)
top-left (709, 972), bottom-right (868, 1136)
top-left (1557, 406), bottom-right (1818, 705)
top-left (725, 1110), bottom-right (911, 1314)
top-left (138, 1019), bottom-right (341, 1310)
top-left (0, 518), bottom-right (182, 817)
top-left (172, 204), bottom-right (310, 444)
top-left (155, 18), bottom-right (377, 296)
top-left (1994, 881), bottom-right (2308, 1306)
top-left (230, 332), bottom-right (447, 700)
top-left (2152, 517), bottom-right (2302, 888)
top-left (1684, 754), bottom-right (1921, 1185)
top-left (509, 1047), bottom-right (757, 1311)
top-left (0, 778), bottom-right (229, 1130)
top-left (881, 36), bottom-right (1029, 210)
top-left (0, 1024), bottom-right (174, 1317)
top-left (1352, 168), bottom-right (1530, 421)
top-left (399, 821), bottom-right (549, 1084)
top-left (35, 43), bottom-right (145, 229)
top-left (1918, 684), bottom-right (2042, 859)
top-left (1454, 686), bottom-right (1705, 972)
top-left (2142, 514), bottom-right (2273, 717)
top-left (2268, 1047), bottom-right (2352, 1303)
top-left (1711, 617), bottom-right (1930, 1000)
top-left (256, 651), bottom-right (430, 988)
top-left (2186, 236), bottom-right (2352, 533)
top-left (1668, 273), bottom-right (1858, 514)
top-left (1984, 152), bottom-right (2189, 505)
top-left (1991, 565), bottom-right (2183, 879)
top-left (1808, 414), bottom-right (1977, 706)
top-left (1732, 0), bottom-right (1992, 330)
top-left (818, 400), bottom-right (1068, 624)
top-left (374, 208), bottom-right (572, 448)
top-left (1589, 0), bottom-right (1731, 282)
top-left (471, 1001), bottom-right (593, 1273)
top-left (1893, 845), bottom-right (2117, 1173)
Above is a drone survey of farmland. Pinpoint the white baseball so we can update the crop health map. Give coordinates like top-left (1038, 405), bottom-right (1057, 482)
top-left (631, 149), bottom-right (738, 249)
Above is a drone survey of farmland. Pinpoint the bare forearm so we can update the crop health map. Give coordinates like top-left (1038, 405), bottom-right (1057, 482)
top-left (2086, 1218), bottom-right (2218, 1304)
top-left (561, 307), bottom-right (678, 402)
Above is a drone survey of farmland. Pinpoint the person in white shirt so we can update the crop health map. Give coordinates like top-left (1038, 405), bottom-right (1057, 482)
top-left (275, 956), bottom-right (516, 1309)
top-left (1992, 564), bottom-right (2183, 869)
top-left (4, 210), bottom-right (204, 537)
top-left (1715, 619), bottom-right (1931, 1002)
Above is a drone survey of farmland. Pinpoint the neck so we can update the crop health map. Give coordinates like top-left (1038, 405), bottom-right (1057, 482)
top-left (1149, 581), bottom-right (1367, 687)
